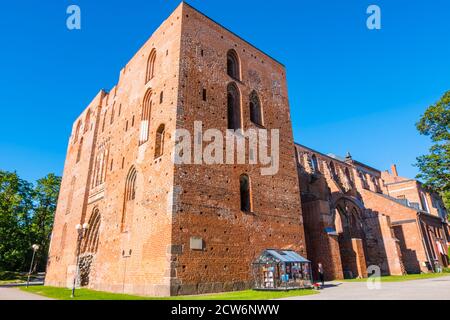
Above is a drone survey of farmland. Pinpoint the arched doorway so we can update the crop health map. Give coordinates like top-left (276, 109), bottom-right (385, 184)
top-left (333, 198), bottom-right (367, 279)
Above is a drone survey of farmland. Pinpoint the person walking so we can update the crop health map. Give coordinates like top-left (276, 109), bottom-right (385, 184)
top-left (318, 263), bottom-right (325, 287)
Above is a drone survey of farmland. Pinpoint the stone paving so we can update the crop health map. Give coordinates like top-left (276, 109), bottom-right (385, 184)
top-left (0, 285), bottom-right (52, 300)
top-left (1, 276), bottom-right (450, 300)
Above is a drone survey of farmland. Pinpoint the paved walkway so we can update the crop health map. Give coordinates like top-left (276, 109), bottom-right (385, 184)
top-left (0, 286), bottom-right (52, 300)
top-left (283, 276), bottom-right (450, 300)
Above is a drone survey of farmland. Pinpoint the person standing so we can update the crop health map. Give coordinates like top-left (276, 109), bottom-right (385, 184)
top-left (318, 263), bottom-right (325, 287)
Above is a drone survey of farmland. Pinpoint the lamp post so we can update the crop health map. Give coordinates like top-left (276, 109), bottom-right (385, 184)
top-left (26, 244), bottom-right (40, 288)
top-left (71, 223), bottom-right (89, 298)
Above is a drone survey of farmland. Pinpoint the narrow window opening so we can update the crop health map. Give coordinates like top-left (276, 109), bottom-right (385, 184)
top-left (146, 49), bottom-right (157, 83)
top-left (139, 90), bottom-right (152, 145)
top-left (227, 49), bottom-right (240, 80)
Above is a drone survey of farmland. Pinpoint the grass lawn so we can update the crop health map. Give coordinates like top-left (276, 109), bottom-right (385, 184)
top-left (343, 272), bottom-right (450, 283)
top-left (21, 286), bottom-right (318, 300)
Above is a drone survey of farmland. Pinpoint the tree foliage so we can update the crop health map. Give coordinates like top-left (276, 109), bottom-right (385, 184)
top-left (416, 90), bottom-right (450, 212)
top-left (0, 171), bottom-right (61, 272)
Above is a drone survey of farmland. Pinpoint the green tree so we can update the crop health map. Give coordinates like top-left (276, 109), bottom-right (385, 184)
top-left (0, 171), bottom-right (34, 271)
top-left (0, 171), bottom-right (61, 272)
top-left (416, 90), bottom-right (450, 212)
top-left (30, 174), bottom-right (62, 271)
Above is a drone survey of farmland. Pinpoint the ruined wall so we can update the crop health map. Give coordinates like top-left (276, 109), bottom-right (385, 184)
top-left (46, 91), bottom-right (106, 288)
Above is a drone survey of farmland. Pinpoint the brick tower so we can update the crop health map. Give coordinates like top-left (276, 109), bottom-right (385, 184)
top-left (45, 2), bottom-right (305, 296)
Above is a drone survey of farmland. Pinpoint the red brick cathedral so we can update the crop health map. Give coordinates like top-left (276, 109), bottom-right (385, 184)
top-left (45, 2), bottom-right (449, 296)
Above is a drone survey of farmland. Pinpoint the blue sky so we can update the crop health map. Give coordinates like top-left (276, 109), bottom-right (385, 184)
top-left (0, 0), bottom-right (449, 182)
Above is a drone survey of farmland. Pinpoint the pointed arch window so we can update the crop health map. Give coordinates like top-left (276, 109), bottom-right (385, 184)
top-left (227, 49), bottom-right (240, 80)
top-left (344, 168), bottom-right (351, 181)
top-left (139, 90), bottom-right (152, 145)
top-left (146, 49), bottom-right (157, 83)
top-left (60, 224), bottom-right (67, 251)
top-left (84, 110), bottom-right (91, 133)
top-left (102, 110), bottom-right (108, 132)
top-left (240, 174), bottom-right (253, 213)
top-left (311, 155), bottom-right (319, 173)
top-left (329, 161), bottom-right (337, 179)
top-left (359, 171), bottom-right (369, 190)
top-left (110, 104), bottom-right (115, 124)
top-left (74, 121), bottom-right (82, 143)
top-left (91, 143), bottom-right (109, 188)
top-left (125, 167), bottom-right (137, 202)
top-left (155, 124), bottom-right (165, 159)
top-left (420, 192), bottom-right (430, 213)
top-left (249, 91), bottom-right (263, 126)
top-left (66, 177), bottom-right (76, 215)
top-left (227, 82), bottom-right (242, 130)
top-left (76, 137), bottom-right (83, 163)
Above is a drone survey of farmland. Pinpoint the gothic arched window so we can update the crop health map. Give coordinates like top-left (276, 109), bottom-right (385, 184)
top-left (82, 209), bottom-right (101, 254)
top-left (74, 121), bottom-right (82, 143)
top-left (84, 110), bottom-right (91, 133)
top-left (227, 82), bottom-right (242, 130)
top-left (227, 49), bottom-right (240, 80)
top-left (240, 174), bottom-right (252, 213)
top-left (76, 137), bottom-right (83, 163)
top-left (125, 167), bottom-right (137, 201)
top-left (155, 124), bottom-right (165, 159)
top-left (60, 224), bottom-right (67, 251)
top-left (311, 155), bottom-right (319, 173)
top-left (66, 177), bottom-right (76, 215)
top-left (420, 192), bottom-right (430, 213)
top-left (329, 161), bottom-right (337, 179)
top-left (146, 49), bottom-right (157, 83)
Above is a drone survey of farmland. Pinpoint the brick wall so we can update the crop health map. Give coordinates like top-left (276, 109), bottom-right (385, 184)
top-left (46, 2), bottom-right (306, 297)
top-left (169, 4), bottom-right (306, 295)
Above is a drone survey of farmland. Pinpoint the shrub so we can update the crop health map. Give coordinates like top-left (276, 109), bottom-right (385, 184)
top-left (0, 271), bottom-right (25, 281)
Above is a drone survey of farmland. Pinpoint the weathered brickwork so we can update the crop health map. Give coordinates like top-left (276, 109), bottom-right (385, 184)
top-left (46, 2), bottom-right (449, 297)
top-left (296, 144), bottom-right (449, 279)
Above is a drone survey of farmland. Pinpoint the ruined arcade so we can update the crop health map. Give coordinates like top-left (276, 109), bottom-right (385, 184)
top-left (45, 2), bottom-right (306, 296)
